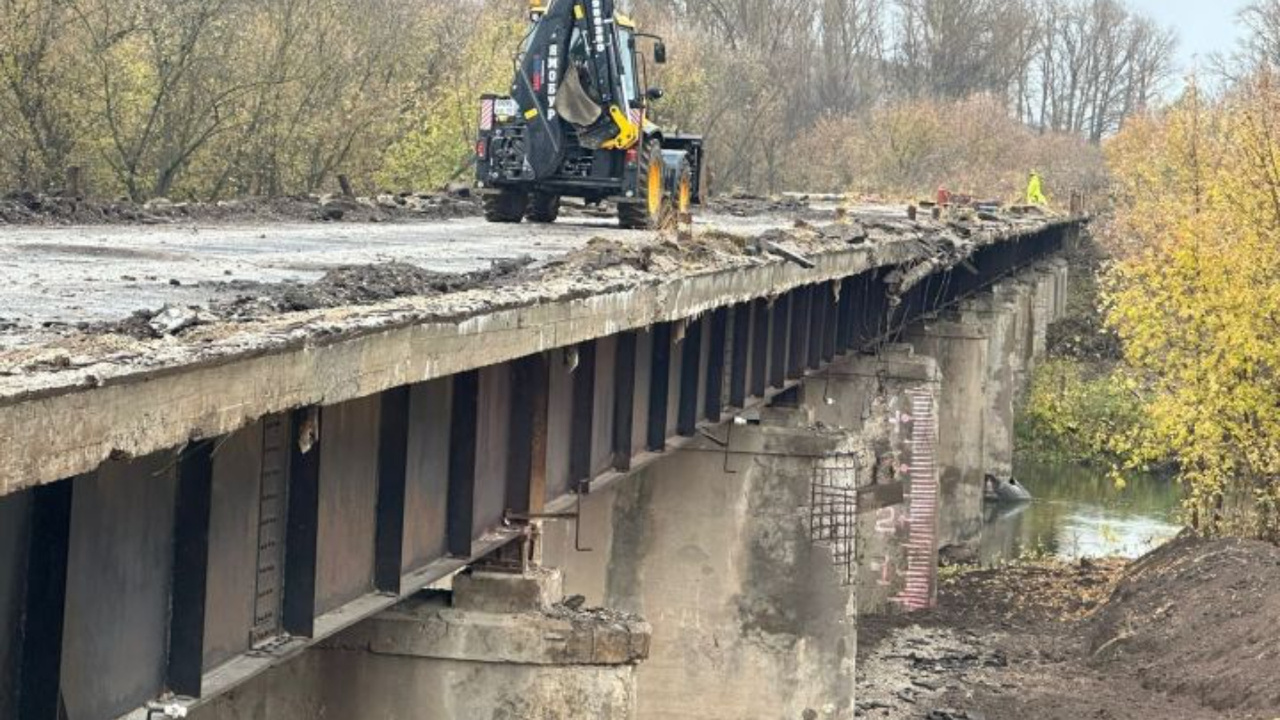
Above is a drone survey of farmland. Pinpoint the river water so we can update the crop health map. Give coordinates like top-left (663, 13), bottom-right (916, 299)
top-left (978, 457), bottom-right (1184, 565)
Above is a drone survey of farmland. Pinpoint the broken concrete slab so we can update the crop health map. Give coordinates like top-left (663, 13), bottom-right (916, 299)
top-left (0, 209), bottom-right (1078, 496)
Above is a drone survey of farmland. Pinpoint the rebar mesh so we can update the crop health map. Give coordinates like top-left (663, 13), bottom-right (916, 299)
top-left (810, 454), bottom-right (860, 586)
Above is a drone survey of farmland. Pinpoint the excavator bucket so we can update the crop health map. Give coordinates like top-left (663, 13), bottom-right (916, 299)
top-left (554, 67), bottom-right (602, 127)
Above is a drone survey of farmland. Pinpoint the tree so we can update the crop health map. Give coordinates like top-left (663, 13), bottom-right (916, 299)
top-left (1105, 72), bottom-right (1280, 539)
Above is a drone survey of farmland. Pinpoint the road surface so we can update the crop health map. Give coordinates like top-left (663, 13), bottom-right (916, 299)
top-left (0, 212), bottom-right (793, 332)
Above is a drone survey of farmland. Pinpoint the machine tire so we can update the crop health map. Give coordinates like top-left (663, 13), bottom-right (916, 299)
top-left (675, 160), bottom-right (694, 217)
top-left (618, 139), bottom-right (667, 229)
top-left (483, 189), bottom-right (529, 223)
top-left (526, 192), bottom-right (561, 223)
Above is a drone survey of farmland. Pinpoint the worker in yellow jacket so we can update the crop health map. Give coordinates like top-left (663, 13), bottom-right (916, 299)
top-left (1026, 170), bottom-right (1047, 205)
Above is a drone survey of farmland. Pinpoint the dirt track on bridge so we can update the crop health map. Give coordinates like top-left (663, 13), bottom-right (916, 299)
top-left (858, 533), bottom-right (1280, 719)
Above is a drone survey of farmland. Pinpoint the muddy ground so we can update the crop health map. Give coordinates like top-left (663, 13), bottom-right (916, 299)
top-left (858, 533), bottom-right (1280, 719)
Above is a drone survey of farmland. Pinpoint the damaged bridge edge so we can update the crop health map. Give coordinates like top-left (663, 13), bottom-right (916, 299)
top-left (0, 218), bottom-right (1079, 496)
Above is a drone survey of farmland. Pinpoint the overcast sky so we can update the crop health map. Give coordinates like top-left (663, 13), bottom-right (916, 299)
top-left (1127, 0), bottom-right (1253, 72)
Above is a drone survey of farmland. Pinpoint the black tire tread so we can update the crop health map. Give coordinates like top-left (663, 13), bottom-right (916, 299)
top-left (525, 192), bottom-right (560, 223)
top-left (618, 139), bottom-right (665, 229)
top-left (483, 190), bottom-right (528, 223)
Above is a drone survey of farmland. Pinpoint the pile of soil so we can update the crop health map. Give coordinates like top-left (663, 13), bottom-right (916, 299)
top-left (0, 190), bottom-right (480, 226)
top-left (265, 257), bottom-right (530, 311)
top-left (708, 192), bottom-right (841, 221)
top-left (859, 536), bottom-right (1280, 719)
top-left (1089, 533), bottom-right (1280, 715)
top-left (96, 257), bottom-right (533, 339)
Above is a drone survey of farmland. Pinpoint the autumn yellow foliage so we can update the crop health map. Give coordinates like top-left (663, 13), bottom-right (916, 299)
top-left (1104, 73), bottom-right (1280, 539)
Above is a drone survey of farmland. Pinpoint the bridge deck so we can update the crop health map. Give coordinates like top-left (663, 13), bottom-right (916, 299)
top-left (0, 206), bottom-right (1068, 495)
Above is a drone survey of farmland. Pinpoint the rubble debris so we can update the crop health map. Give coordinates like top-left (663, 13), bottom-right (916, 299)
top-left (147, 305), bottom-right (218, 336)
top-left (0, 189), bottom-right (481, 226)
top-left (708, 192), bottom-right (841, 221)
top-left (0, 206), bottom-right (1070, 397)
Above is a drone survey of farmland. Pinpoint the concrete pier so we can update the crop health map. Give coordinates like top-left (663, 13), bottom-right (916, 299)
top-left (807, 347), bottom-right (942, 614)
top-left (958, 285), bottom-right (1022, 483)
top-left (544, 416), bottom-right (861, 720)
top-left (194, 569), bottom-right (650, 720)
top-left (905, 316), bottom-right (989, 548)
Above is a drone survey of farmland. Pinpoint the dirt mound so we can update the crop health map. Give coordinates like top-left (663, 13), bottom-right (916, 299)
top-left (0, 190), bottom-right (480, 226)
top-left (1088, 532), bottom-right (1280, 714)
top-left (269, 260), bottom-right (523, 311)
top-left (707, 192), bottom-right (841, 221)
top-left (93, 257), bottom-right (533, 339)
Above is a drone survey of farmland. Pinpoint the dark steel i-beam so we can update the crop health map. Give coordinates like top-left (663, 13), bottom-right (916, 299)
top-left (570, 341), bottom-right (597, 483)
top-left (647, 323), bottom-right (673, 452)
top-left (809, 285), bottom-right (826, 370)
top-left (17, 480), bottom-right (72, 720)
top-left (446, 372), bottom-right (480, 557)
top-left (788, 286), bottom-right (810, 379)
top-left (282, 407), bottom-right (321, 638)
top-left (612, 333), bottom-right (638, 471)
top-left (822, 282), bottom-right (838, 362)
top-left (750, 299), bottom-right (769, 397)
top-left (167, 441), bottom-right (214, 697)
top-left (677, 318), bottom-right (703, 436)
top-left (836, 277), bottom-right (854, 353)
top-left (769, 296), bottom-right (790, 389)
top-left (705, 308), bottom-right (728, 423)
top-left (729, 304), bottom-right (751, 408)
top-left (374, 386), bottom-right (411, 594)
top-left (509, 354), bottom-right (550, 513)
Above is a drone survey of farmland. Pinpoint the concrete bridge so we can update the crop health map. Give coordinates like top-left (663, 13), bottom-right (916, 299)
top-left (0, 207), bottom-right (1077, 719)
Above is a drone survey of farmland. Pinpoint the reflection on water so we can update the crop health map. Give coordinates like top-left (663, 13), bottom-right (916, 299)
top-left (979, 458), bottom-right (1184, 565)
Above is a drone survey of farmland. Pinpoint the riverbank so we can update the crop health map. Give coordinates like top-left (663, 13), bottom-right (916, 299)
top-left (857, 533), bottom-right (1280, 719)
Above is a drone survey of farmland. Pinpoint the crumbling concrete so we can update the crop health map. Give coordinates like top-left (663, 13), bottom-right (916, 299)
top-left (193, 568), bottom-right (650, 720)
top-left (544, 418), bottom-right (861, 720)
top-left (905, 316), bottom-right (988, 549)
top-left (806, 347), bottom-right (942, 614)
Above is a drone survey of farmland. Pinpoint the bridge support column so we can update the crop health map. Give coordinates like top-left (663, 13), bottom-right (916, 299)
top-left (544, 414), bottom-right (860, 720)
top-left (806, 346), bottom-right (943, 615)
top-left (1047, 257), bottom-right (1070, 320)
top-left (1006, 278), bottom-right (1036, 400)
top-left (905, 315), bottom-right (990, 549)
top-left (193, 568), bottom-right (650, 720)
top-left (958, 285), bottom-right (1022, 484)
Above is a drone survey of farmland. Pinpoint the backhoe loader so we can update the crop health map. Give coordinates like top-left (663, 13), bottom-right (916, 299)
top-left (475, 0), bottom-right (704, 228)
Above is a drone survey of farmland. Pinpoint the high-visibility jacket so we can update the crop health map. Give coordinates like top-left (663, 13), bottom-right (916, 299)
top-left (1027, 174), bottom-right (1047, 205)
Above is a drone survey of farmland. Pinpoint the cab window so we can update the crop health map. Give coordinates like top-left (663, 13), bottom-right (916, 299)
top-left (618, 28), bottom-right (640, 104)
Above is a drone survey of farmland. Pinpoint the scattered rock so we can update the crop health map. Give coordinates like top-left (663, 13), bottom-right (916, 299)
top-left (147, 305), bottom-right (218, 336)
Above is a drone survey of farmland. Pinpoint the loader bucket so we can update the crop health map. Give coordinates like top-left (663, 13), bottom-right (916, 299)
top-left (555, 67), bottom-right (603, 126)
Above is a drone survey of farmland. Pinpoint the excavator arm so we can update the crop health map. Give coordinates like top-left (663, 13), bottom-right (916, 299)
top-left (512, 0), bottom-right (639, 178)
top-left (475, 0), bottom-right (702, 227)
